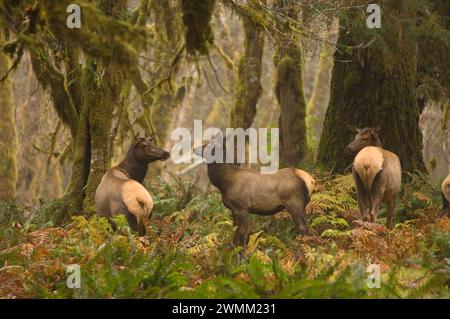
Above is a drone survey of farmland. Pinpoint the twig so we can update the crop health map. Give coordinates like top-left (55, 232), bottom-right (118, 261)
top-left (206, 53), bottom-right (229, 94)
top-left (46, 120), bottom-right (61, 170)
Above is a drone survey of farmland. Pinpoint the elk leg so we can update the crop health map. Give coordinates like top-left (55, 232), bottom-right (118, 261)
top-left (438, 209), bottom-right (449, 218)
top-left (231, 212), bottom-right (238, 226)
top-left (285, 200), bottom-right (308, 235)
top-left (125, 211), bottom-right (140, 233)
top-left (233, 210), bottom-right (250, 249)
top-left (369, 172), bottom-right (384, 223)
top-left (353, 170), bottom-right (370, 221)
top-left (386, 197), bottom-right (396, 229)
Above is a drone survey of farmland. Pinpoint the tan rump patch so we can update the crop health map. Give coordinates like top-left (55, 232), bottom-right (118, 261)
top-left (354, 146), bottom-right (384, 191)
top-left (442, 174), bottom-right (450, 201)
top-left (295, 169), bottom-right (315, 197)
top-left (121, 180), bottom-right (153, 225)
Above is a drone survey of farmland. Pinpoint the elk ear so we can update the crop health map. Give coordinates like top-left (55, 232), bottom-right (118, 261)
top-left (133, 132), bottom-right (141, 144)
top-left (371, 127), bottom-right (381, 135)
top-left (347, 125), bottom-right (361, 133)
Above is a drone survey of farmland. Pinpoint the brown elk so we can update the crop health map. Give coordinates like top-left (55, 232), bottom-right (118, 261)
top-left (194, 137), bottom-right (314, 249)
top-left (95, 134), bottom-right (170, 235)
top-left (345, 127), bottom-right (402, 229)
top-left (439, 173), bottom-right (450, 218)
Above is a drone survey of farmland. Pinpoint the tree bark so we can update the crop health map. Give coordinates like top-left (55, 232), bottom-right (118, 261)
top-left (273, 0), bottom-right (307, 167)
top-left (62, 61), bottom-right (92, 215)
top-left (0, 35), bottom-right (18, 201)
top-left (306, 18), bottom-right (338, 150)
top-left (229, 16), bottom-right (264, 129)
top-left (317, 2), bottom-right (426, 174)
top-left (82, 59), bottom-right (124, 213)
top-left (148, 0), bottom-right (183, 145)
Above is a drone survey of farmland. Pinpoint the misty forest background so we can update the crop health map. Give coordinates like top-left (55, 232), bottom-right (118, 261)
top-left (0, 0), bottom-right (449, 298)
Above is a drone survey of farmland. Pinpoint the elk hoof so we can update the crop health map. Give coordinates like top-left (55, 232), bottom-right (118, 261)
top-left (298, 226), bottom-right (308, 235)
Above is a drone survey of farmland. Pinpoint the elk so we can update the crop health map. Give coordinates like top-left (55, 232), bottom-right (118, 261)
top-left (345, 127), bottom-right (402, 229)
top-left (194, 137), bottom-right (314, 249)
top-left (95, 134), bottom-right (170, 235)
top-left (439, 173), bottom-right (450, 218)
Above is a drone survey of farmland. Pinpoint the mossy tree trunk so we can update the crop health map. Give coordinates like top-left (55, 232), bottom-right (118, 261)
top-left (63, 68), bottom-right (91, 215)
top-left (2, 0), bottom-right (148, 217)
top-left (317, 2), bottom-right (426, 174)
top-left (306, 19), bottom-right (338, 150)
top-left (229, 14), bottom-right (264, 129)
top-left (273, 0), bottom-right (307, 167)
top-left (30, 0), bottom-right (128, 215)
top-left (82, 59), bottom-right (125, 213)
top-left (148, 0), bottom-right (184, 145)
top-left (81, 1), bottom-right (127, 213)
top-left (0, 33), bottom-right (18, 201)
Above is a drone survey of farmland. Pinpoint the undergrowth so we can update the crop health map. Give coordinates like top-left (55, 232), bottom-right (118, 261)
top-left (0, 173), bottom-right (448, 298)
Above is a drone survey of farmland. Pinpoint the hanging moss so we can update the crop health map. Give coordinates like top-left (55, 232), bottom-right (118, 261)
top-left (181, 0), bottom-right (216, 55)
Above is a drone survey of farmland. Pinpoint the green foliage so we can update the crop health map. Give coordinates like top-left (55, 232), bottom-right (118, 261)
top-left (0, 174), bottom-right (449, 298)
top-left (311, 174), bottom-right (357, 214)
top-left (26, 199), bottom-right (67, 229)
top-left (0, 201), bottom-right (24, 225)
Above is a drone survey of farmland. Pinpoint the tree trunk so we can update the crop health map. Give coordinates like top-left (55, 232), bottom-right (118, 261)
top-left (306, 18), bottom-right (338, 150)
top-left (229, 16), bottom-right (264, 129)
top-left (82, 1), bottom-right (128, 213)
top-left (0, 36), bottom-right (18, 201)
top-left (149, 0), bottom-right (183, 145)
top-left (317, 2), bottom-right (426, 174)
top-left (62, 59), bottom-right (93, 215)
top-left (273, 0), bottom-right (307, 167)
top-left (82, 60), bottom-right (124, 213)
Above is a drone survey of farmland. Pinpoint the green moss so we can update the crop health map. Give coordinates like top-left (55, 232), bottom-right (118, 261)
top-left (343, 70), bottom-right (362, 94)
top-left (274, 54), bottom-right (307, 167)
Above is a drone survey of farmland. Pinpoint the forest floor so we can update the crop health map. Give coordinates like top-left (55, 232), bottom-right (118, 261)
top-left (0, 172), bottom-right (449, 298)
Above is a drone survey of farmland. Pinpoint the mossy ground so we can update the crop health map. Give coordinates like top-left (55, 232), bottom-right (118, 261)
top-left (0, 172), bottom-right (449, 298)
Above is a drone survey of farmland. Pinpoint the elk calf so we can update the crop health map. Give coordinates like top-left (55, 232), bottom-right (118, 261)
top-left (346, 127), bottom-right (401, 228)
top-left (194, 138), bottom-right (314, 249)
top-left (439, 173), bottom-right (450, 218)
top-left (95, 135), bottom-right (170, 235)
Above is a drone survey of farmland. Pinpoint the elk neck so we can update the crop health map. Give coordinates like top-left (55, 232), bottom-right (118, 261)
top-left (372, 136), bottom-right (383, 148)
top-left (117, 148), bottom-right (148, 183)
top-left (206, 162), bottom-right (237, 192)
